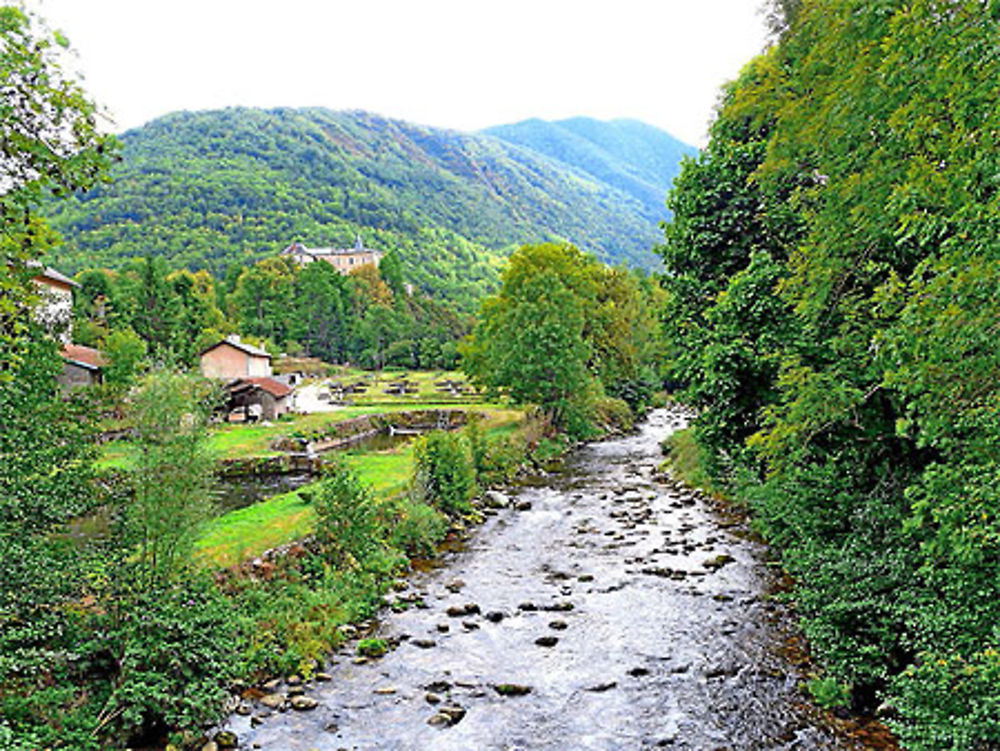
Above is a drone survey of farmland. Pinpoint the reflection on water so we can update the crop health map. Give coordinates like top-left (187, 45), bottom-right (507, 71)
top-left (212, 473), bottom-right (313, 513)
top-left (214, 430), bottom-right (416, 512)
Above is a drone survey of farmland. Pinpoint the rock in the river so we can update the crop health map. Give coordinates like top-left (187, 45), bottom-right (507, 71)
top-left (314, 672), bottom-right (333, 682)
top-left (446, 603), bottom-right (480, 617)
top-left (548, 620), bottom-right (568, 630)
top-left (493, 683), bottom-right (532, 696)
top-left (413, 638), bottom-right (437, 649)
top-left (259, 694), bottom-right (284, 710)
top-left (428, 704), bottom-right (466, 727)
top-left (535, 636), bottom-right (559, 647)
top-left (703, 554), bottom-right (736, 571)
top-left (425, 692), bottom-right (442, 705)
top-left (213, 730), bottom-right (239, 748)
top-left (444, 578), bottom-right (465, 593)
top-left (484, 490), bottom-right (510, 508)
top-left (518, 601), bottom-right (538, 611)
top-left (485, 610), bottom-right (506, 623)
top-left (585, 681), bottom-right (618, 692)
top-left (515, 500), bottom-right (533, 511)
top-left (290, 696), bottom-right (319, 711)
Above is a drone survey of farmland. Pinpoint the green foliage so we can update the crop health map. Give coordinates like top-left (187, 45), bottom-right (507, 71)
top-left (41, 108), bottom-right (687, 306)
top-left (463, 243), bottom-right (649, 437)
top-left (313, 458), bottom-right (380, 569)
top-left (128, 370), bottom-right (217, 584)
top-left (356, 638), bottom-right (388, 658)
top-left (890, 649), bottom-right (1000, 750)
top-left (101, 327), bottom-right (147, 392)
top-left (105, 573), bottom-right (241, 741)
top-left (660, 0), bottom-right (1000, 741)
top-left (807, 676), bottom-right (851, 709)
top-left (0, 5), bottom-right (114, 376)
top-left (410, 430), bottom-right (477, 516)
top-left (484, 116), bottom-right (696, 233)
top-left (382, 497), bottom-right (447, 558)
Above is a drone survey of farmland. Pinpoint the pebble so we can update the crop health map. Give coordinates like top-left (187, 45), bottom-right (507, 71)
top-left (290, 696), bottom-right (318, 711)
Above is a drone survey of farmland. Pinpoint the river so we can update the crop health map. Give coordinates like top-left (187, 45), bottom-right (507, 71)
top-left (221, 406), bottom-right (887, 750)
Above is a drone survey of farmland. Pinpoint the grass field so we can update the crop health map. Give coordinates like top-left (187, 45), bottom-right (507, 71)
top-left (162, 368), bottom-right (525, 568)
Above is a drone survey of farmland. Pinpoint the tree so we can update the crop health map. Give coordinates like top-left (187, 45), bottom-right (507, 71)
top-left (0, 5), bottom-right (113, 376)
top-left (128, 370), bottom-right (216, 585)
top-left (462, 243), bottom-right (594, 431)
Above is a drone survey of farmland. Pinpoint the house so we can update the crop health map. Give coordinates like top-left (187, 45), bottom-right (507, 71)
top-left (58, 343), bottom-right (106, 389)
top-left (225, 377), bottom-right (293, 421)
top-left (280, 235), bottom-right (383, 275)
top-left (32, 266), bottom-right (78, 344)
top-left (199, 336), bottom-right (272, 380)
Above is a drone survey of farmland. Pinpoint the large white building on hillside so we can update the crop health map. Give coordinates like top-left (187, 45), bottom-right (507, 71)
top-left (280, 236), bottom-right (382, 274)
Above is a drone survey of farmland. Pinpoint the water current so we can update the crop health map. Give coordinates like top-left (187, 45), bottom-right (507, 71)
top-left (222, 406), bottom-right (880, 750)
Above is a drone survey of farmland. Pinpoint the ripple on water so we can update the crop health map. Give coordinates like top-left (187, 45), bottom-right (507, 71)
top-left (221, 408), bottom-right (888, 751)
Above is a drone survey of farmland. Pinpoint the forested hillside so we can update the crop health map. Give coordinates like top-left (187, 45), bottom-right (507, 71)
top-left (660, 1), bottom-right (1000, 747)
top-left (43, 108), bottom-right (688, 305)
top-left (483, 116), bottom-right (696, 227)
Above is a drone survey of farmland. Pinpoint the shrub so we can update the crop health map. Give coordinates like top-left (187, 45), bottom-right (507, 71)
top-left (313, 458), bottom-right (380, 569)
top-left (410, 431), bottom-right (476, 516)
top-left (356, 638), bottom-right (388, 658)
top-left (106, 573), bottom-right (241, 743)
top-left (386, 499), bottom-right (447, 558)
top-left (592, 396), bottom-right (634, 434)
top-left (890, 649), bottom-right (1000, 750)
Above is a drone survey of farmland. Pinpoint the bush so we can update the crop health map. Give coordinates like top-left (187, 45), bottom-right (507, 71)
top-left (592, 396), bottom-right (634, 434)
top-left (410, 431), bottom-right (476, 516)
top-left (385, 499), bottom-right (448, 557)
top-left (313, 458), bottom-right (380, 569)
top-left (106, 573), bottom-right (241, 743)
top-left (890, 649), bottom-right (1000, 750)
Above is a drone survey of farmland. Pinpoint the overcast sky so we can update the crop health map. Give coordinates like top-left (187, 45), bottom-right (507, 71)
top-left (26, 0), bottom-right (771, 147)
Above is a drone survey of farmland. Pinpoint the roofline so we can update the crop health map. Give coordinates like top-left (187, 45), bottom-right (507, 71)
top-left (197, 339), bottom-right (272, 360)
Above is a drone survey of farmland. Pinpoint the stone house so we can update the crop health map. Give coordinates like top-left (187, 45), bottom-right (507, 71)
top-left (57, 344), bottom-right (106, 389)
top-left (226, 377), bottom-right (293, 421)
top-left (280, 235), bottom-right (383, 275)
top-left (199, 336), bottom-right (272, 380)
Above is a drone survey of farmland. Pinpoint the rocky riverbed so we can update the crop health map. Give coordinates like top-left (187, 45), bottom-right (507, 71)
top-left (219, 406), bottom-right (888, 750)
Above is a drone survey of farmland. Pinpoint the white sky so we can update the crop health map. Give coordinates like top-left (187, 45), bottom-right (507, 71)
top-left (25, 0), bottom-right (771, 147)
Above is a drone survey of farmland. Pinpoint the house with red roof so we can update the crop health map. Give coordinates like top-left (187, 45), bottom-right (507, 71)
top-left (226, 377), bottom-right (294, 421)
top-left (57, 343), bottom-right (107, 389)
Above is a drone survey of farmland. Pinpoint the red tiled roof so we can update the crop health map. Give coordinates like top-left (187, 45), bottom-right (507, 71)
top-left (60, 344), bottom-right (107, 370)
top-left (245, 377), bottom-right (293, 398)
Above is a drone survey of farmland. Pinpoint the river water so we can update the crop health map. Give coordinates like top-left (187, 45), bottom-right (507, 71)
top-left (222, 407), bottom-right (880, 750)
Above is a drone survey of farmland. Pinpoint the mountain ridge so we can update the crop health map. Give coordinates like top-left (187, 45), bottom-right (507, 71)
top-left (44, 108), bottom-right (693, 303)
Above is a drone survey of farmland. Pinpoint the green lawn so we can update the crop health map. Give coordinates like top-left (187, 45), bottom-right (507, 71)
top-left (102, 368), bottom-right (523, 568)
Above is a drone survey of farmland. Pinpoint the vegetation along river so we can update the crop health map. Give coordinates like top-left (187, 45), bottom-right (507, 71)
top-left (222, 407), bottom-right (882, 749)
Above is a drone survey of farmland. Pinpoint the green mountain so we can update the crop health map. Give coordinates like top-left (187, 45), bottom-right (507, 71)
top-left (482, 116), bottom-right (697, 227)
top-left (44, 108), bottom-right (693, 303)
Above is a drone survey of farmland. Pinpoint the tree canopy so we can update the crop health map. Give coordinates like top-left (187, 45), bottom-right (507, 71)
top-left (659, 0), bottom-right (1000, 745)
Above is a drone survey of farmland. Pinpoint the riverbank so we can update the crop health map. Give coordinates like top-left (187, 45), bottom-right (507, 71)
top-left (214, 407), bottom-right (890, 751)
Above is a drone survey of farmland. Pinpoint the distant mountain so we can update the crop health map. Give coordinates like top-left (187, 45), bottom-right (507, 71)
top-left (482, 116), bottom-right (697, 228)
top-left (44, 108), bottom-right (694, 303)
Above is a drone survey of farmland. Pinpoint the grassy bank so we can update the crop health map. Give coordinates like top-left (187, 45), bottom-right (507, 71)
top-left (661, 427), bottom-right (720, 498)
top-left (194, 405), bottom-right (523, 568)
